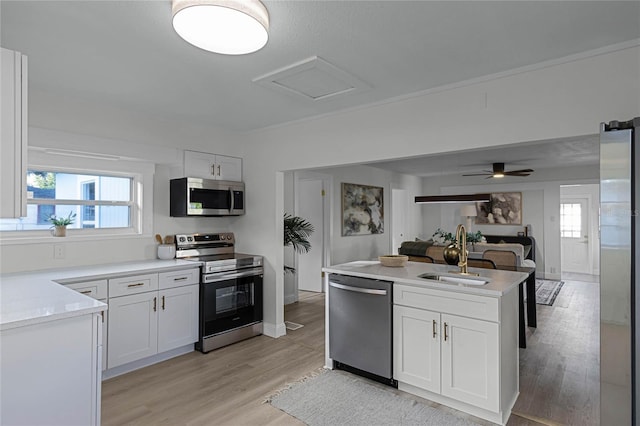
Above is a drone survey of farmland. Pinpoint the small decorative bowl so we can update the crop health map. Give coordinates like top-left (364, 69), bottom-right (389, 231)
top-left (378, 255), bottom-right (408, 267)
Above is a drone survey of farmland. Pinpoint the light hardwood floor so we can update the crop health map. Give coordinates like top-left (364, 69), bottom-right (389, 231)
top-left (103, 279), bottom-right (599, 426)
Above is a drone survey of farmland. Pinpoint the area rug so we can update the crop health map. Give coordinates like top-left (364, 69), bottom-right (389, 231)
top-left (534, 279), bottom-right (564, 306)
top-left (284, 321), bottom-right (304, 331)
top-left (268, 369), bottom-right (482, 426)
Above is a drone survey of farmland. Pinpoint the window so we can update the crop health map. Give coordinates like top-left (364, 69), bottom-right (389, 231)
top-left (0, 169), bottom-right (136, 233)
top-left (560, 202), bottom-right (581, 238)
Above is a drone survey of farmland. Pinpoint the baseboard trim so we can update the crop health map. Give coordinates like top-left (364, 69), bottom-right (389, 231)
top-left (284, 293), bottom-right (298, 305)
top-left (263, 321), bottom-right (287, 338)
top-left (102, 344), bottom-right (193, 380)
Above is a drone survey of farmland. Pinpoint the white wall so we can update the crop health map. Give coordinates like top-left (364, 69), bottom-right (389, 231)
top-left (237, 45), bottom-right (639, 335)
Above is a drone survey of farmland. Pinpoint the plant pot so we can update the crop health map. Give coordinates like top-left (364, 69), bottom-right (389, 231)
top-left (52, 225), bottom-right (67, 237)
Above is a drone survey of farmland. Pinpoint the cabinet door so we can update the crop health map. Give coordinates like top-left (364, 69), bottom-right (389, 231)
top-left (184, 150), bottom-right (216, 179)
top-left (158, 285), bottom-right (199, 352)
top-left (216, 154), bottom-right (242, 181)
top-left (108, 292), bottom-right (158, 368)
top-left (393, 305), bottom-right (441, 393)
top-left (0, 48), bottom-right (27, 219)
top-left (441, 314), bottom-right (499, 412)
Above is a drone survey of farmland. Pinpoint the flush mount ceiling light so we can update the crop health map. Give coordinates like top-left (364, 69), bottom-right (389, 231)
top-left (172, 0), bottom-right (269, 55)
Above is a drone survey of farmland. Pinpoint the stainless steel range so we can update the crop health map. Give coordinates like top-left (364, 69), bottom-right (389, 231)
top-left (175, 233), bottom-right (263, 353)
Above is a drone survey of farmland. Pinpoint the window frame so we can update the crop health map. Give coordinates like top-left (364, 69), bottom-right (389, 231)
top-left (560, 202), bottom-right (582, 239)
top-left (0, 150), bottom-right (154, 243)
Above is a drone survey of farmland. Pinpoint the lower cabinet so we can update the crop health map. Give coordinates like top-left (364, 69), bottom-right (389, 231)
top-left (108, 284), bottom-right (198, 369)
top-left (394, 305), bottom-right (499, 411)
top-left (393, 283), bottom-right (517, 425)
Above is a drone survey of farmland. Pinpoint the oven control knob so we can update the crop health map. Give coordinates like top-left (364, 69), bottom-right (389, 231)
top-left (179, 236), bottom-right (186, 243)
top-left (187, 236), bottom-right (194, 242)
top-left (226, 235), bottom-right (232, 240)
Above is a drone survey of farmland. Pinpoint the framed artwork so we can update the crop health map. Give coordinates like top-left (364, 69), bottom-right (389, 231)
top-left (341, 183), bottom-right (384, 236)
top-left (475, 192), bottom-right (522, 225)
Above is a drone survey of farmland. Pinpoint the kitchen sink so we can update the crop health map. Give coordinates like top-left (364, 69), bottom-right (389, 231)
top-left (418, 273), bottom-right (488, 286)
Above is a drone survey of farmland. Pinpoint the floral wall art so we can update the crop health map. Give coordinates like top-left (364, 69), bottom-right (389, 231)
top-left (341, 183), bottom-right (384, 236)
top-left (475, 192), bottom-right (522, 225)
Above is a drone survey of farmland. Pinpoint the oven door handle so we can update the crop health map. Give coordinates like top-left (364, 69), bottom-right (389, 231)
top-left (203, 268), bottom-right (263, 283)
top-left (229, 188), bottom-right (234, 213)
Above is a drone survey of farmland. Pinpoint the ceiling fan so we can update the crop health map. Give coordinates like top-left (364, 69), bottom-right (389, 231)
top-left (462, 162), bottom-right (534, 179)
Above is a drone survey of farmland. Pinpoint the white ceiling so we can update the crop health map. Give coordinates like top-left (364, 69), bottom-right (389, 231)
top-left (2, 1), bottom-right (639, 134)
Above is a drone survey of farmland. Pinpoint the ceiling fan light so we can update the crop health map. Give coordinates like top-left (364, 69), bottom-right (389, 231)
top-left (172, 0), bottom-right (269, 55)
top-left (493, 172), bottom-right (505, 178)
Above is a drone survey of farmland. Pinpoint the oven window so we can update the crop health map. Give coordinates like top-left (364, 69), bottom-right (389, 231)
top-left (216, 283), bottom-right (252, 314)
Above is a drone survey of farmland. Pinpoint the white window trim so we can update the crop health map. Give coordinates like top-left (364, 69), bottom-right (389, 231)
top-left (0, 150), bottom-right (154, 244)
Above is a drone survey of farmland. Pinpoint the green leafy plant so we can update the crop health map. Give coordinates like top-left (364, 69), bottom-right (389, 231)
top-left (432, 228), bottom-right (455, 244)
top-left (284, 213), bottom-right (314, 274)
top-left (432, 228), bottom-right (483, 244)
top-left (48, 211), bottom-right (76, 227)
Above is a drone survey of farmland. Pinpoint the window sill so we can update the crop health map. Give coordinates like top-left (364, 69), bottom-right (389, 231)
top-left (0, 232), bottom-right (151, 246)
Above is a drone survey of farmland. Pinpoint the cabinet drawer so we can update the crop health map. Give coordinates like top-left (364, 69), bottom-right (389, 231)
top-left (394, 284), bottom-right (499, 322)
top-left (64, 279), bottom-right (108, 300)
top-left (109, 274), bottom-right (158, 297)
top-left (158, 268), bottom-right (200, 290)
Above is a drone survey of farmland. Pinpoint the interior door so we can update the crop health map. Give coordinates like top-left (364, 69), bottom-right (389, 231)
top-left (296, 178), bottom-right (324, 292)
top-left (560, 198), bottom-right (591, 273)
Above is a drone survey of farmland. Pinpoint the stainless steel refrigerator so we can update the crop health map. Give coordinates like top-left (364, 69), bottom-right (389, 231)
top-left (600, 117), bottom-right (639, 425)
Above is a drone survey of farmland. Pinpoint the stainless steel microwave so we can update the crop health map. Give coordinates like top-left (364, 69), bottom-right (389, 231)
top-left (170, 178), bottom-right (245, 217)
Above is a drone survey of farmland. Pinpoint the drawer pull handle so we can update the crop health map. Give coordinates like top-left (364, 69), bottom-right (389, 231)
top-left (432, 320), bottom-right (437, 338)
top-left (80, 290), bottom-right (93, 294)
top-left (162, 295), bottom-right (165, 310)
top-left (127, 282), bottom-right (145, 288)
top-left (153, 297), bottom-right (157, 312)
top-left (173, 277), bottom-right (188, 281)
top-left (444, 322), bottom-right (449, 341)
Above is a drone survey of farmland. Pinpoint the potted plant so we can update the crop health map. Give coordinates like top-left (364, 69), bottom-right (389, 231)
top-left (284, 213), bottom-right (314, 273)
top-left (48, 211), bottom-right (76, 237)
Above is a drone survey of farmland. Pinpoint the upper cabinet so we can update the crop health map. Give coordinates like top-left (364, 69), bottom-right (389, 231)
top-left (1, 48), bottom-right (28, 218)
top-left (184, 150), bottom-right (242, 182)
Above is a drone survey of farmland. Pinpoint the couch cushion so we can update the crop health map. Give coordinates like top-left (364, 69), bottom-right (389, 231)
top-left (399, 240), bottom-right (434, 256)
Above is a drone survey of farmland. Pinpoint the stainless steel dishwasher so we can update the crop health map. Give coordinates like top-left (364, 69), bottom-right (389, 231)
top-left (328, 273), bottom-right (396, 386)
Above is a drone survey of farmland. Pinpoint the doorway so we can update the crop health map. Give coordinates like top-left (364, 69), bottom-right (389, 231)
top-left (560, 184), bottom-right (600, 276)
top-left (294, 172), bottom-right (332, 294)
top-left (391, 189), bottom-right (407, 254)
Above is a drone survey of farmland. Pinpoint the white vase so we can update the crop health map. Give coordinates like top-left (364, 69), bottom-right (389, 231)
top-left (52, 226), bottom-right (67, 237)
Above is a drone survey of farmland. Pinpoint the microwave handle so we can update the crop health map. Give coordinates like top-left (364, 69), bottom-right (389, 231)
top-left (229, 187), bottom-right (234, 213)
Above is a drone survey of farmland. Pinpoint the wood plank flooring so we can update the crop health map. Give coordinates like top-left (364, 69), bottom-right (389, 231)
top-left (103, 279), bottom-right (599, 426)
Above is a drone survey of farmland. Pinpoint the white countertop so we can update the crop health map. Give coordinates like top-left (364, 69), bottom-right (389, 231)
top-left (0, 259), bottom-right (200, 331)
top-left (323, 261), bottom-right (529, 297)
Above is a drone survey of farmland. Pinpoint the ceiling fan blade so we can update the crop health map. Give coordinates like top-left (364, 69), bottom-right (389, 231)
top-left (504, 172), bottom-right (532, 176)
top-left (509, 168), bottom-right (534, 174)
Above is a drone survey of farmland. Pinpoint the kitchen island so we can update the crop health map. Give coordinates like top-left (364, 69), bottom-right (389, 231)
top-left (322, 260), bottom-right (528, 425)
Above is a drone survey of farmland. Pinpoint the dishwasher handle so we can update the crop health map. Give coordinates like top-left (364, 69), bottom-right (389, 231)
top-left (329, 281), bottom-right (387, 296)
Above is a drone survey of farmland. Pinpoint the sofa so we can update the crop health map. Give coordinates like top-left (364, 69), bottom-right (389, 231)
top-left (399, 234), bottom-right (536, 268)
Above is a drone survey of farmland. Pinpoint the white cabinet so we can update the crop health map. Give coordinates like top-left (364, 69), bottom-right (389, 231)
top-left (0, 47), bottom-right (28, 218)
top-left (394, 283), bottom-right (517, 425)
top-left (1, 313), bottom-right (102, 426)
top-left (107, 269), bottom-right (199, 369)
top-left (184, 150), bottom-right (242, 181)
top-left (158, 285), bottom-right (199, 352)
top-left (441, 313), bottom-right (499, 412)
top-left (62, 279), bottom-right (109, 371)
top-left (394, 305), bottom-right (441, 393)
top-left (394, 305), bottom-right (499, 411)
top-left (108, 291), bottom-right (159, 368)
